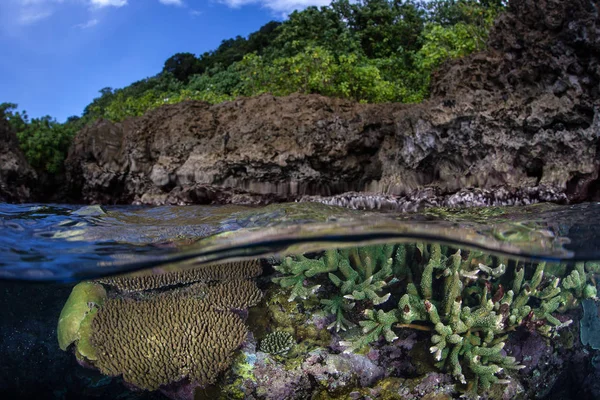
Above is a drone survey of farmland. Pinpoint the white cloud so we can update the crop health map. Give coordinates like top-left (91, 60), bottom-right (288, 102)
top-left (75, 18), bottom-right (98, 28)
top-left (17, 0), bottom-right (64, 5)
top-left (218, 0), bottom-right (330, 14)
top-left (18, 8), bottom-right (52, 24)
top-left (90, 0), bottom-right (127, 7)
top-left (190, 9), bottom-right (202, 17)
top-left (159, 0), bottom-right (183, 6)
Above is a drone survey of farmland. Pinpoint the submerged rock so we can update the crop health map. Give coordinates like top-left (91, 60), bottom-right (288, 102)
top-left (64, 0), bottom-right (600, 207)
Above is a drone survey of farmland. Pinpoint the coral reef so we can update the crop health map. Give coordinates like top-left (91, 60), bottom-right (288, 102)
top-left (272, 243), bottom-right (598, 395)
top-left (58, 260), bottom-right (264, 396)
top-left (273, 245), bottom-right (402, 331)
top-left (95, 259), bottom-right (262, 292)
top-left (260, 331), bottom-right (295, 356)
top-left (91, 296), bottom-right (247, 390)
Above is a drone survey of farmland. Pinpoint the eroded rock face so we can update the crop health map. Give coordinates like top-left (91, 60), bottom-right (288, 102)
top-left (64, 0), bottom-right (600, 206)
top-left (65, 97), bottom-right (402, 204)
top-left (0, 111), bottom-right (36, 203)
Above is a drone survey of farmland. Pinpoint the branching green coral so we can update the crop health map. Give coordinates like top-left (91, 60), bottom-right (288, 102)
top-left (340, 309), bottom-right (398, 352)
top-left (328, 247), bottom-right (392, 305)
top-left (272, 254), bottom-right (334, 301)
top-left (260, 331), bottom-right (295, 356)
top-left (273, 245), bottom-right (402, 329)
top-left (273, 243), bottom-right (598, 394)
top-left (320, 295), bottom-right (355, 331)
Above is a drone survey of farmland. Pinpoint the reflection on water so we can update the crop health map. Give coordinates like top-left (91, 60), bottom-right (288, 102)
top-left (4, 202), bottom-right (600, 281)
top-left (2, 202), bottom-right (600, 399)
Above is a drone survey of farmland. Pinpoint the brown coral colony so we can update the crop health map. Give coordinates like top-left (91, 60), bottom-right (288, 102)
top-left (91, 297), bottom-right (247, 390)
top-left (83, 260), bottom-right (263, 390)
top-left (96, 259), bottom-right (262, 292)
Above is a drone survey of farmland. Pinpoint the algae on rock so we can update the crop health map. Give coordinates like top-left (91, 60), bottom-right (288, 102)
top-left (57, 281), bottom-right (107, 352)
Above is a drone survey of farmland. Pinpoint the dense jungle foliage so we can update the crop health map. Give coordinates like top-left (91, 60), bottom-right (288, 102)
top-left (3, 0), bottom-right (505, 174)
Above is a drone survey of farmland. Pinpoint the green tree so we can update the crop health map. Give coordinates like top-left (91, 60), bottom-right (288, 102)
top-left (75, 0), bottom-right (506, 124)
top-left (1, 102), bottom-right (28, 133)
top-left (163, 52), bottom-right (202, 83)
top-left (269, 5), bottom-right (359, 58)
top-left (332, 0), bottom-right (426, 58)
top-left (195, 21), bottom-right (282, 74)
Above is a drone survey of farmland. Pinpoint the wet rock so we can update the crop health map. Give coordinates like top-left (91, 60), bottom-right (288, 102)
top-left (302, 350), bottom-right (386, 391)
top-left (0, 110), bottom-right (36, 202)
top-left (299, 186), bottom-right (567, 212)
top-left (65, 0), bottom-right (600, 206)
top-left (136, 184), bottom-right (287, 206)
top-left (252, 352), bottom-right (311, 400)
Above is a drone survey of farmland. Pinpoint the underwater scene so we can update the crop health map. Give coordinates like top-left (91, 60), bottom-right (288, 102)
top-left (2, 202), bottom-right (600, 400)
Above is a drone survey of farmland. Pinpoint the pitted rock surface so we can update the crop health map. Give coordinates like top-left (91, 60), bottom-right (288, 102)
top-left (64, 0), bottom-right (600, 207)
top-left (0, 110), bottom-right (36, 203)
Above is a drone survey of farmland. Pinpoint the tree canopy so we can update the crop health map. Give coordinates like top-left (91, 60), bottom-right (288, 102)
top-left (3, 0), bottom-right (505, 174)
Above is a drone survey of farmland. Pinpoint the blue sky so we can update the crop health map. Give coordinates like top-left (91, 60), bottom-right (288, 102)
top-left (0, 0), bottom-right (330, 122)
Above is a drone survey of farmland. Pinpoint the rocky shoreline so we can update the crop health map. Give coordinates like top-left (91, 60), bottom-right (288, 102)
top-left (2, 0), bottom-right (599, 209)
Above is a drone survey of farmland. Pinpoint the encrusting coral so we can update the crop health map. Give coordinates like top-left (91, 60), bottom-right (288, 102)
top-left (272, 243), bottom-right (599, 393)
top-left (58, 259), bottom-right (264, 392)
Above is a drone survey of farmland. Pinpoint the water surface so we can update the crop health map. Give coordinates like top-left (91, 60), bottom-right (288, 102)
top-left (2, 202), bottom-right (599, 281)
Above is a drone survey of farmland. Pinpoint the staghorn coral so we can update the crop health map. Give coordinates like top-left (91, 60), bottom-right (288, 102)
top-left (260, 331), bottom-right (295, 356)
top-left (273, 243), bottom-right (598, 394)
top-left (91, 296), bottom-right (247, 390)
top-left (96, 259), bottom-right (262, 292)
top-left (273, 245), bottom-right (403, 331)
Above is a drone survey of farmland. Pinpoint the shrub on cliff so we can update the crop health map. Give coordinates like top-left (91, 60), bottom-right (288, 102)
top-left (1, 103), bottom-right (78, 174)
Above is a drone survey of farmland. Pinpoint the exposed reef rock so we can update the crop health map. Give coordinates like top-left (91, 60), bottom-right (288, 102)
top-left (299, 186), bottom-right (568, 211)
top-left (0, 110), bottom-right (36, 202)
top-left (65, 0), bottom-right (600, 207)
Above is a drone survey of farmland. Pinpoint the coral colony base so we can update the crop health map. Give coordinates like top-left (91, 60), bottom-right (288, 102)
top-left (57, 245), bottom-right (600, 399)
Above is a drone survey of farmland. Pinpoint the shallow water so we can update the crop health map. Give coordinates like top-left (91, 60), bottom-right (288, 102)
top-left (2, 202), bottom-right (600, 281)
top-left (2, 202), bottom-right (600, 399)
